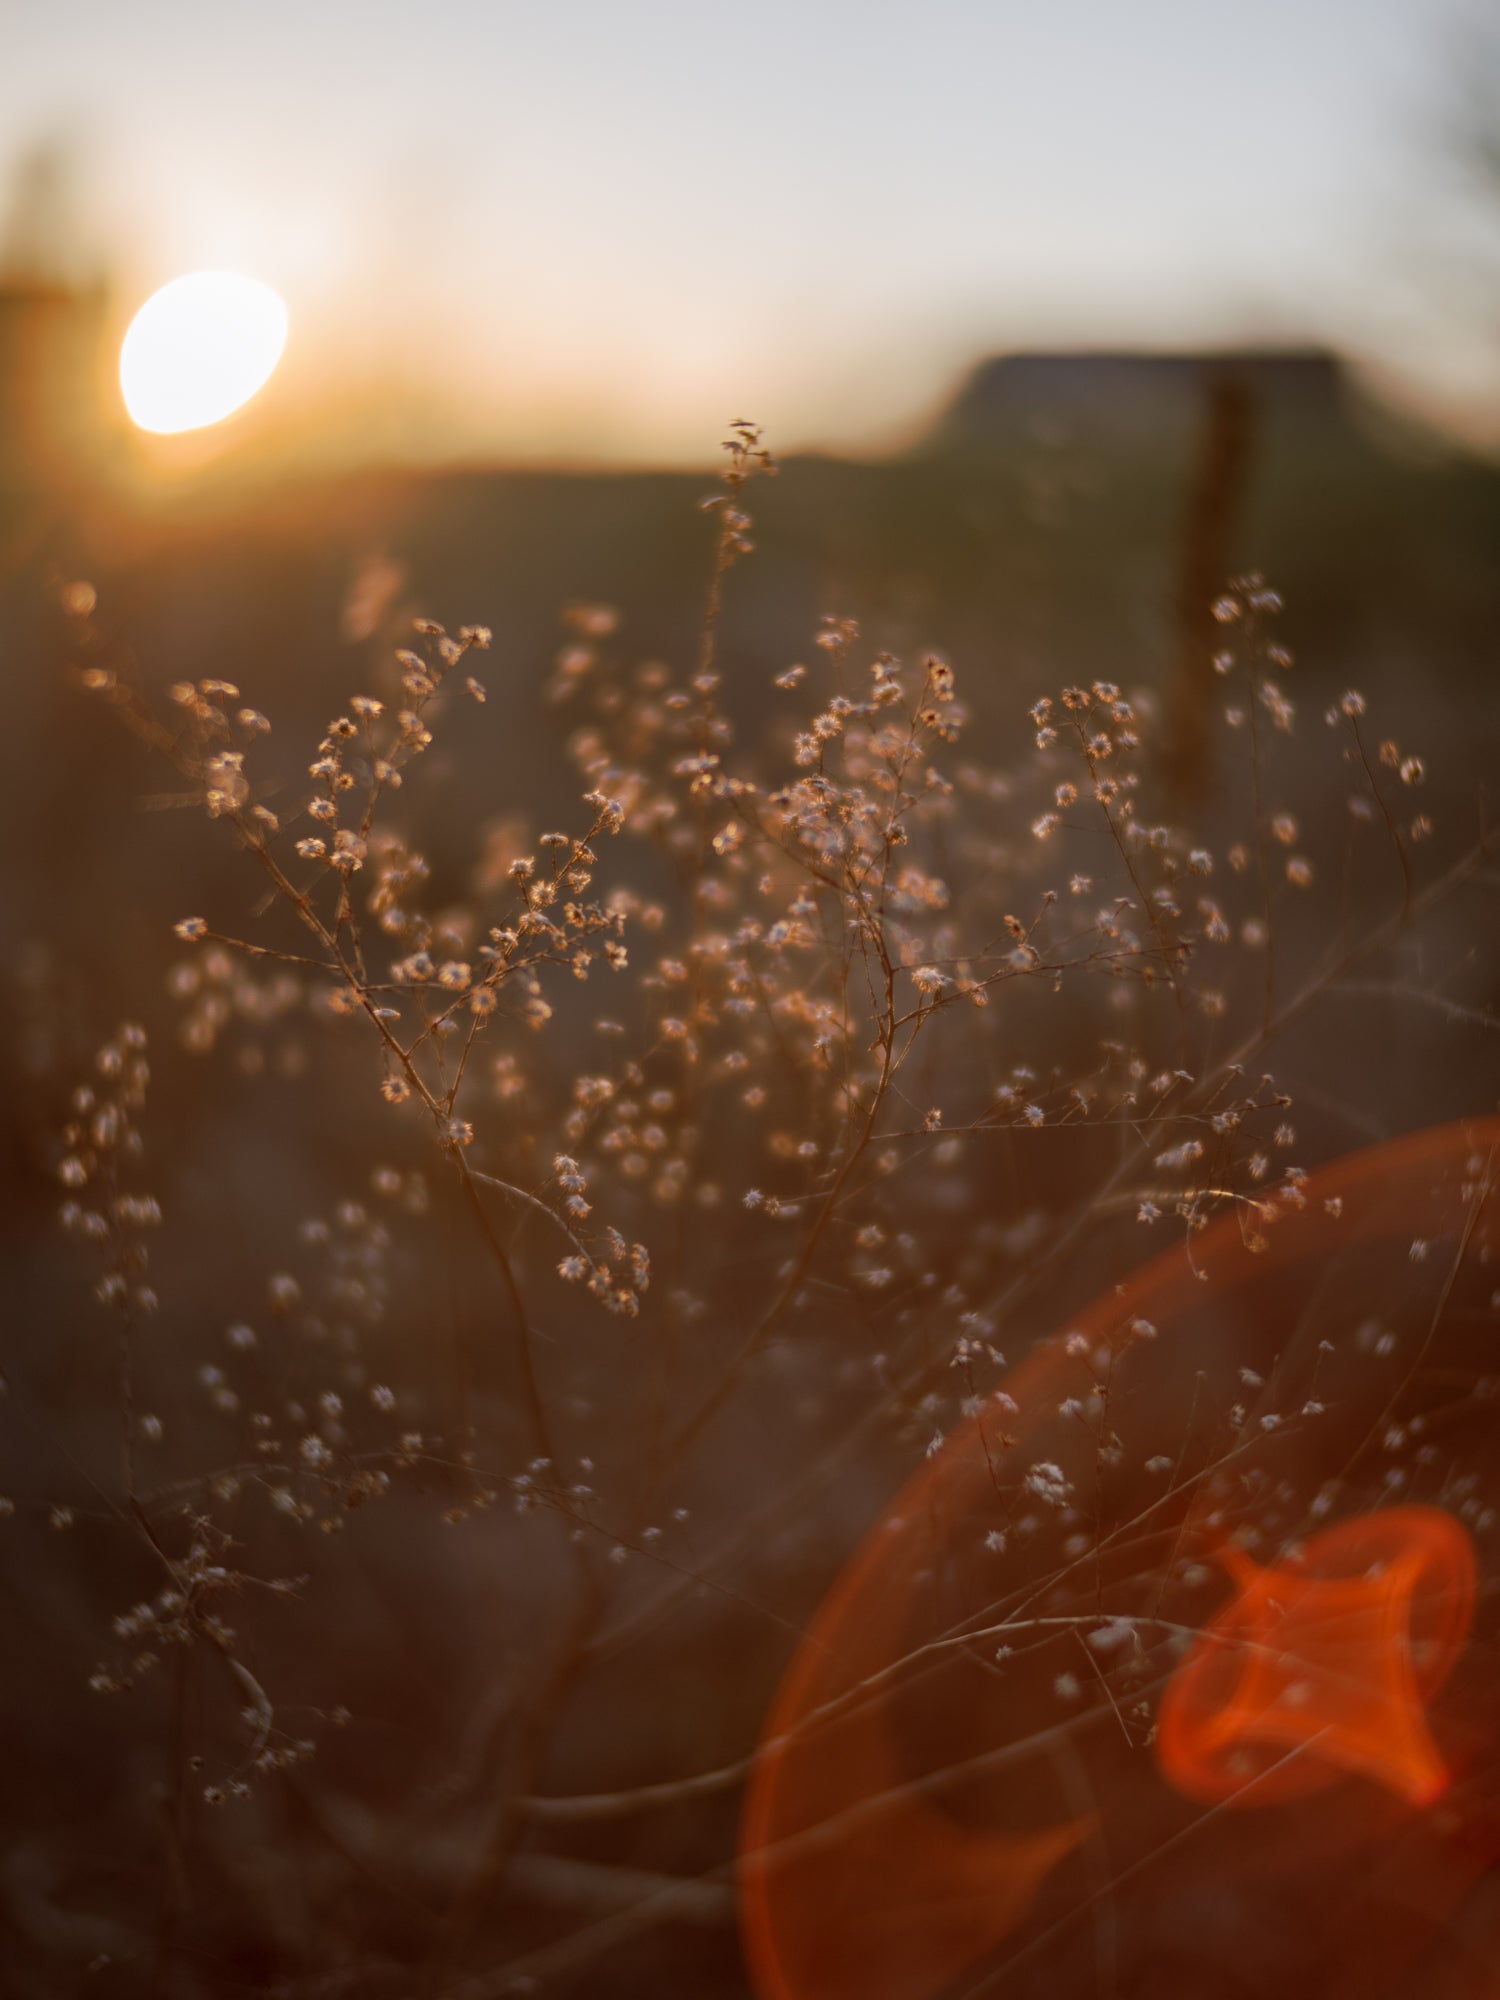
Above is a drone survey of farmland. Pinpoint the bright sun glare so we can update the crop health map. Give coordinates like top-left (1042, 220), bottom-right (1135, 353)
top-left (119, 272), bottom-right (288, 435)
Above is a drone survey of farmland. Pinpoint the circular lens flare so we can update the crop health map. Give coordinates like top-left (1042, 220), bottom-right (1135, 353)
top-left (740, 1117), bottom-right (1500, 2000)
top-left (120, 272), bottom-right (287, 435)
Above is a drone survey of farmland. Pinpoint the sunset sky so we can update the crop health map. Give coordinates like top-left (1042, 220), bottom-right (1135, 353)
top-left (4, 0), bottom-right (1497, 464)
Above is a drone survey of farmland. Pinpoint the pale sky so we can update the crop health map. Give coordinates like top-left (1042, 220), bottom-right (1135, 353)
top-left (4, 0), bottom-right (1497, 464)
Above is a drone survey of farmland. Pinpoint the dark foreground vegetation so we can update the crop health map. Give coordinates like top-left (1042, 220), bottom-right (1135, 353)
top-left (2, 371), bottom-right (1499, 1997)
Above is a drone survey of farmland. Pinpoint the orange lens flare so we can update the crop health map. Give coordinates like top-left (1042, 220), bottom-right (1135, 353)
top-left (741, 1118), bottom-right (1500, 2000)
top-left (742, 1776), bottom-right (1089, 2000)
top-left (1156, 1507), bottom-right (1477, 1808)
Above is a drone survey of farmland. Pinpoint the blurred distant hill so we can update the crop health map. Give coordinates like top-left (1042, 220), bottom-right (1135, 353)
top-left (928, 346), bottom-right (1352, 452)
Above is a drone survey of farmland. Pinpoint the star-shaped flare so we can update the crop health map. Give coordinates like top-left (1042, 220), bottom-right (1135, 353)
top-left (1157, 1505), bottom-right (1475, 1808)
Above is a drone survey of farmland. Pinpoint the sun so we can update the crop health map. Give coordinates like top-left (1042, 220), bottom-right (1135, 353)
top-left (120, 272), bottom-right (288, 435)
